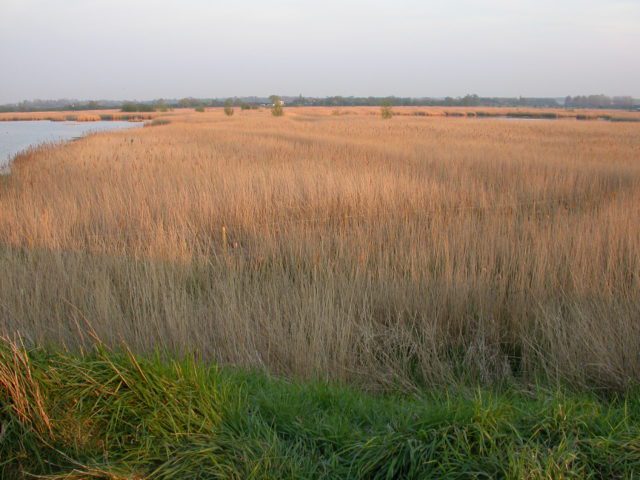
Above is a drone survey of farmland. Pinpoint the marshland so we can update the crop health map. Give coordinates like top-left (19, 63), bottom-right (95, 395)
top-left (1, 106), bottom-right (639, 390)
top-left (4, 0), bottom-right (640, 473)
top-left (2, 105), bottom-right (640, 478)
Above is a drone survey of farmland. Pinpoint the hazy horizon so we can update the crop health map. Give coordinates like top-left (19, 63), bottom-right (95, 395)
top-left (1, 0), bottom-right (639, 104)
top-left (4, 93), bottom-right (640, 105)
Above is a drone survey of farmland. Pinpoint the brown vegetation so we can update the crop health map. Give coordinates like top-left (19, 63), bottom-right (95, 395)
top-left (1, 107), bottom-right (639, 391)
top-left (0, 109), bottom-right (179, 122)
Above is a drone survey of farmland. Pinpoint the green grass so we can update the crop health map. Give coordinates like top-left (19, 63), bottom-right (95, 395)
top-left (1, 341), bottom-right (640, 479)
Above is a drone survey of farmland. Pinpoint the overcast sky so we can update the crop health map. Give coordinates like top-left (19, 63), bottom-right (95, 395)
top-left (1, 0), bottom-right (638, 103)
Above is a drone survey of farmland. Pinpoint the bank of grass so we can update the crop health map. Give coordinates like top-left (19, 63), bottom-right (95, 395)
top-left (1, 340), bottom-right (639, 479)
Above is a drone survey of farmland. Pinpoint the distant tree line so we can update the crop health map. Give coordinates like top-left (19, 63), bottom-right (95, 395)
top-left (0, 99), bottom-right (119, 112)
top-left (564, 95), bottom-right (635, 109)
top-left (1, 94), bottom-right (637, 113)
top-left (121, 102), bottom-right (157, 112)
top-left (284, 94), bottom-right (564, 108)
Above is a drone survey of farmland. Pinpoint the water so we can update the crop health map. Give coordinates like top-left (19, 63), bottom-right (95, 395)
top-left (0, 120), bottom-right (143, 173)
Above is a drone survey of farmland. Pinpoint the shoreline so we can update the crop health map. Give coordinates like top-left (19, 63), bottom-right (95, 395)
top-left (0, 119), bottom-right (144, 174)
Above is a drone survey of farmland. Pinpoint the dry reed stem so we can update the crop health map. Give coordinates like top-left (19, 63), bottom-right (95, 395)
top-left (1, 107), bottom-right (639, 390)
top-left (0, 337), bottom-right (52, 435)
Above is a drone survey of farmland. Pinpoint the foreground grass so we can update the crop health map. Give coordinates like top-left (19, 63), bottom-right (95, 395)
top-left (1, 341), bottom-right (639, 479)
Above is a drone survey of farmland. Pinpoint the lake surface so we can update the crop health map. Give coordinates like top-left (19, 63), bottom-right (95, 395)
top-left (0, 120), bottom-right (143, 173)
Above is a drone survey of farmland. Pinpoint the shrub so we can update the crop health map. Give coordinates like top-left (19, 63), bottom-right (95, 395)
top-left (195, 106), bottom-right (205, 113)
top-left (380, 101), bottom-right (393, 119)
top-left (224, 100), bottom-right (234, 117)
top-left (271, 96), bottom-right (284, 117)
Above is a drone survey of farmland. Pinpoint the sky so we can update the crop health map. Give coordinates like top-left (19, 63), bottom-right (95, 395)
top-left (0, 0), bottom-right (639, 103)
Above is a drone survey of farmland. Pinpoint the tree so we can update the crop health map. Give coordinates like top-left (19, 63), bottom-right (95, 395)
top-left (380, 100), bottom-right (393, 119)
top-left (179, 98), bottom-right (194, 108)
top-left (154, 99), bottom-right (169, 112)
top-left (224, 99), bottom-right (234, 116)
top-left (270, 95), bottom-right (284, 117)
top-left (461, 94), bottom-right (480, 107)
